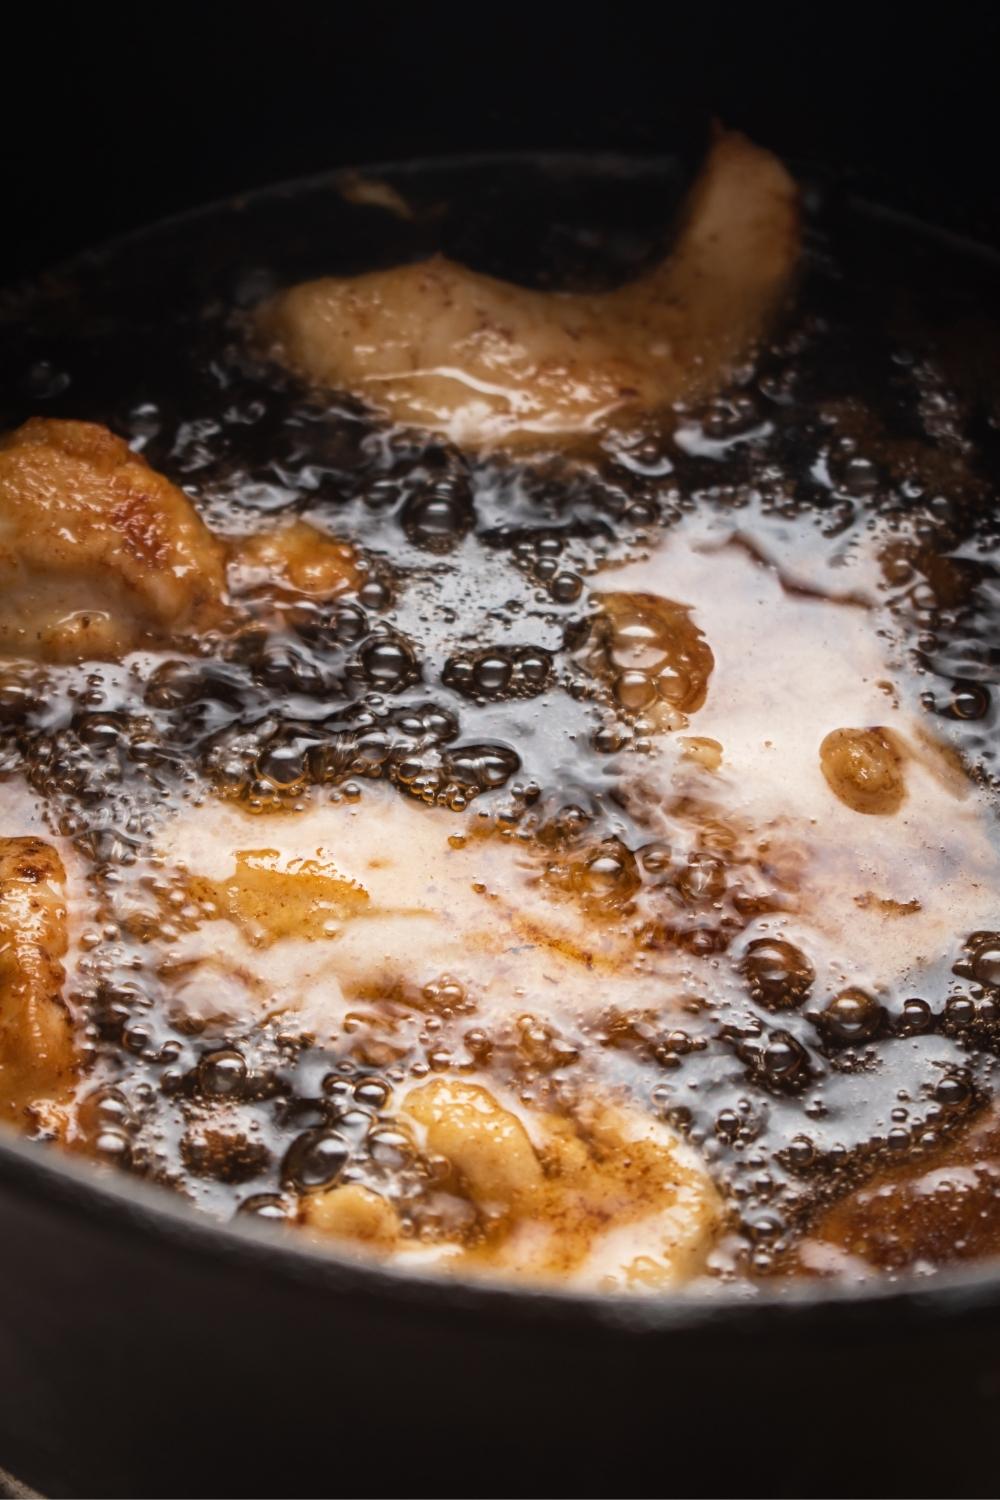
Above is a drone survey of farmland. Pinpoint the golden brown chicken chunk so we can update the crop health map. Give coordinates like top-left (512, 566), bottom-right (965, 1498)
top-left (228, 519), bottom-right (360, 600)
top-left (0, 837), bottom-right (74, 1120)
top-left (259, 130), bottom-right (799, 449)
top-left (301, 1080), bottom-right (720, 1288)
top-left (301, 1183), bottom-right (401, 1245)
top-left (0, 419), bottom-right (226, 660)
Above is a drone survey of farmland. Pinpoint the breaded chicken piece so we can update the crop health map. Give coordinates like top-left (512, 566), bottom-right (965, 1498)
top-left (0, 837), bottom-right (74, 1118)
top-left (228, 519), bottom-right (360, 600)
top-left (0, 421), bottom-right (362, 661)
top-left (259, 131), bottom-right (799, 449)
top-left (302, 1081), bottom-right (721, 1289)
top-left (0, 419), bottom-right (226, 660)
top-left (402, 1082), bottom-right (720, 1288)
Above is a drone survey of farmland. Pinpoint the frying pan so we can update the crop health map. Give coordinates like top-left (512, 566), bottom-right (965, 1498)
top-left (3, 10), bottom-right (1000, 1497)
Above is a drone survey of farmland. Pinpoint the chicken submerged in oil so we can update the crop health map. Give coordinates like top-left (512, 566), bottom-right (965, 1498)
top-left (1, 129), bottom-right (1000, 1292)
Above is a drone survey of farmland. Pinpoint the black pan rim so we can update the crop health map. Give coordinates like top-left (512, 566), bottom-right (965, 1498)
top-left (6, 145), bottom-right (998, 303)
top-left (0, 149), bottom-right (687, 309)
top-left (4, 1116), bottom-right (1000, 1331)
top-left (5, 147), bottom-right (1000, 1329)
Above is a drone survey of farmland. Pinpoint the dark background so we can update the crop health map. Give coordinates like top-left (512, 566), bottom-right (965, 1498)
top-left (4, 5), bottom-right (1000, 281)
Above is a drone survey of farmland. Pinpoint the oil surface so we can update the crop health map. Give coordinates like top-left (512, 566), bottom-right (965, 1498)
top-left (3, 155), bottom-right (1000, 1288)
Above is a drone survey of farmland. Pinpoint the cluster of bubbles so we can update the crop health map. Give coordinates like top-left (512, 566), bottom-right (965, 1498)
top-left (597, 913), bottom-right (1000, 1264)
top-left (574, 590), bottom-right (714, 725)
top-left (204, 698), bottom-right (521, 810)
top-left (442, 645), bottom-right (552, 702)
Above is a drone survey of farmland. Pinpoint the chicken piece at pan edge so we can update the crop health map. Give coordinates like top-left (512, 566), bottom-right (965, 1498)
top-left (258, 129), bottom-right (800, 450)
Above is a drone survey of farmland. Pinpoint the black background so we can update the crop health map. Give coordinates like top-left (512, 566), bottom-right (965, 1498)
top-left (4, 5), bottom-right (1000, 280)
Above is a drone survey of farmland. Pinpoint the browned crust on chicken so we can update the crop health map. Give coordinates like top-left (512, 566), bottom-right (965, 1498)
top-left (0, 837), bottom-right (74, 1119)
top-left (0, 418), bottom-right (227, 660)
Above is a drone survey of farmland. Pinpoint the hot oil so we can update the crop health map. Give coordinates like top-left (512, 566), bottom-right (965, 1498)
top-left (2, 157), bottom-right (1000, 1287)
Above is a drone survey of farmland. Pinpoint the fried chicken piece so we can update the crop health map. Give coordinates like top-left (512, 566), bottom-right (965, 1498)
top-left (300, 1081), bottom-right (720, 1287)
top-left (301, 1184), bottom-right (400, 1247)
top-left (228, 520), bottom-right (360, 600)
top-left (397, 1083), bottom-right (721, 1288)
top-left (0, 419), bottom-right (226, 660)
top-left (404, 1079), bottom-right (545, 1210)
top-left (0, 837), bottom-right (74, 1119)
top-left (259, 130), bottom-right (799, 449)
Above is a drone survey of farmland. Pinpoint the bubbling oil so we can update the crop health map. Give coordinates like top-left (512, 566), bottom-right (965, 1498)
top-left (3, 154), bottom-right (1000, 1287)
